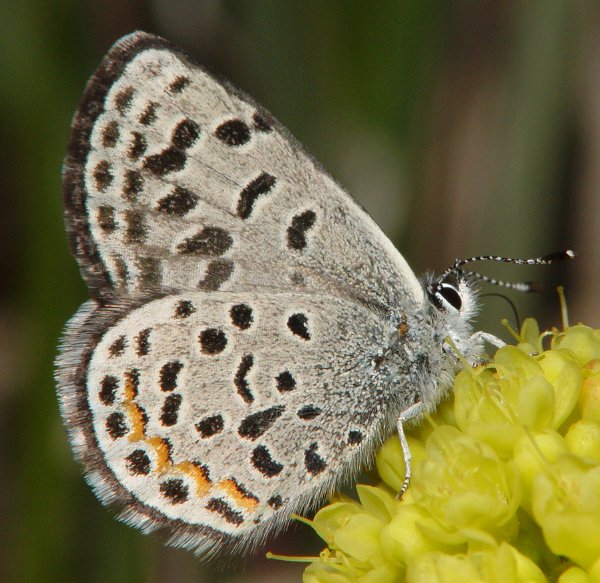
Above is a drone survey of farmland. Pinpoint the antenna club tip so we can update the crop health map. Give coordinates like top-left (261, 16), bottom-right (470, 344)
top-left (526, 281), bottom-right (545, 293)
top-left (542, 250), bottom-right (576, 263)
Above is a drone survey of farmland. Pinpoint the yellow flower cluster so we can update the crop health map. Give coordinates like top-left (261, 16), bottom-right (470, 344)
top-left (303, 321), bottom-right (600, 583)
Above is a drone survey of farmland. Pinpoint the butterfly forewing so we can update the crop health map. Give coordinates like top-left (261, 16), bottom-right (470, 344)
top-left (58, 31), bottom-right (423, 556)
top-left (63, 32), bottom-right (422, 309)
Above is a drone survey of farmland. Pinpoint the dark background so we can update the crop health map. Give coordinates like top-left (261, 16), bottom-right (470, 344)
top-left (0, 2), bottom-right (596, 582)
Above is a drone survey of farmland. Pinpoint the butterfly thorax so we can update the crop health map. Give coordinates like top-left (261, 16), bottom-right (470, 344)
top-left (378, 273), bottom-right (483, 419)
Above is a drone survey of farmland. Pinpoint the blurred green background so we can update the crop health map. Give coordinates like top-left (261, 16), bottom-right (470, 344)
top-left (0, 1), bottom-right (595, 582)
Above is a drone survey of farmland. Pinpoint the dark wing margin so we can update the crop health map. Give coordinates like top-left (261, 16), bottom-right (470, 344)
top-left (62, 32), bottom-right (221, 300)
top-left (63, 33), bottom-right (173, 299)
top-left (54, 297), bottom-right (233, 557)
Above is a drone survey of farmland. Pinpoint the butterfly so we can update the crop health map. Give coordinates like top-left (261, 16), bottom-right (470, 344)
top-left (56, 31), bottom-right (572, 557)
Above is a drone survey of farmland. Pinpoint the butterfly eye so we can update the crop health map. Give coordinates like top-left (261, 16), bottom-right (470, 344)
top-left (427, 283), bottom-right (463, 312)
top-left (435, 283), bottom-right (462, 312)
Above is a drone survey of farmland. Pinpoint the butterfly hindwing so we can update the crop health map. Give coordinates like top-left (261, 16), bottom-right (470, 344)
top-left (62, 32), bottom-right (423, 311)
top-left (57, 289), bottom-right (406, 555)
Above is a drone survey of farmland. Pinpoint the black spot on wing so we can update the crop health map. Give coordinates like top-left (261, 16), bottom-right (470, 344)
top-left (297, 405), bottom-right (321, 420)
top-left (138, 101), bottom-right (159, 126)
top-left (177, 227), bottom-right (232, 256)
top-left (287, 210), bottom-right (316, 250)
top-left (197, 259), bottom-right (234, 291)
top-left (134, 329), bottom-right (151, 357)
top-left (252, 112), bottom-right (272, 132)
top-left (97, 206), bottom-right (116, 234)
top-left (348, 430), bottom-right (363, 445)
top-left (215, 119), bottom-right (251, 146)
top-left (237, 172), bottom-right (276, 219)
top-left (251, 445), bottom-right (283, 477)
top-left (143, 148), bottom-right (187, 176)
top-left (99, 375), bottom-right (119, 406)
top-left (287, 313), bottom-right (310, 340)
top-left (128, 132), bottom-right (147, 161)
top-left (160, 478), bottom-right (188, 504)
top-left (113, 256), bottom-right (129, 287)
top-left (206, 498), bottom-right (244, 525)
top-left (174, 300), bottom-right (195, 319)
top-left (160, 394), bottom-right (182, 426)
top-left (93, 160), bottom-right (113, 192)
top-left (114, 86), bottom-right (134, 114)
top-left (305, 443), bottom-right (326, 476)
top-left (124, 210), bottom-right (147, 244)
top-left (172, 119), bottom-right (200, 149)
top-left (196, 414), bottom-right (224, 438)
top-left (267, 495), bottom-right (283, 509)
top-left (234, 355), bottom-right (254, 403)
top-left (160, 361), bottom-right (183, 392)
top-left (199, 328), bottom-right (227, 355)
top-left (230, 304), bottom-right (253, 330)
top-left (126, 449), bottom-right (151, 475)
top-left (122, 169), bottom-right (144, 201)
top-left (101, 120), bottom-right (120, 147)
top-left (108, 335), bottom-right (126, 357)
top-left (106, 412), bottom-right (128, 439)
top-left (238, 406), bottom-right (285, 440)
top-left (168, 75), bottom-right (190, 93)
top-left (156, 186), bottom-right (199, 216)
top-left (276, 371), bottom-right (296, 392)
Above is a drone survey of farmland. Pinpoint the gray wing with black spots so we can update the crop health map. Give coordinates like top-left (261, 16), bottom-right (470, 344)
top-left (57, 290), bottom-right (409, 556)
top-left (62, 31), bottom-right (423, 312)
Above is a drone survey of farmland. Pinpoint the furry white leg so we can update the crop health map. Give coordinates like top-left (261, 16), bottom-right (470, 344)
top-left (396, 401), bottom-right (424, 499)
top-left (471, 331), bottom-right (505, 349)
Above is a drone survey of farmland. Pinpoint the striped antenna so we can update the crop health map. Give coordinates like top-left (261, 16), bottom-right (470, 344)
top-left (457, 270), bottom-right (541, 292)
top-left (440, 250), bottom-right (575, 292)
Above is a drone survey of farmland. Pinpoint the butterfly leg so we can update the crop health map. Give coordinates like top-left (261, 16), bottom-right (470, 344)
top-left (464, 331), bottom-right (506, 365)
top-left (395, 401), bottom-right (424, 499)
top-left (470, 331), bottom-right (505, 349)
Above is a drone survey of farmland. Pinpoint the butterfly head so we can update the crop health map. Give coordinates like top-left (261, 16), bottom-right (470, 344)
top-left (423, 249), bottom-right (575, 357)
top-left (423, 270), bottom-right (481, 363)
top-left (426, 273), bottom-right (479, 320)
